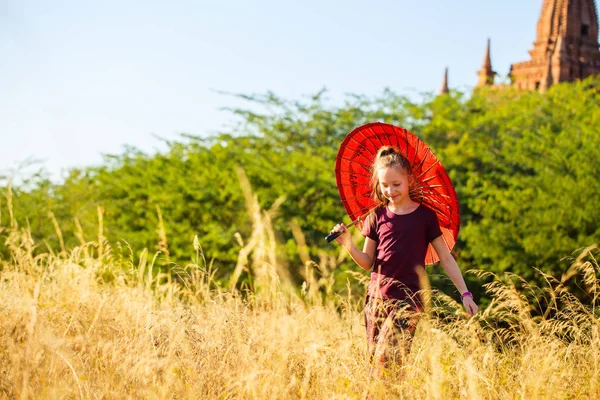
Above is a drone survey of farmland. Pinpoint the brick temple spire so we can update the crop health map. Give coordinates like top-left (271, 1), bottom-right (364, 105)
top-left (511, 0), bottom-right (600, 90)
top-left (439, 67), bottom-right (450, 94)
top-left (476, 38), bottom-right (497, 87)
top-left (539, 52), bottom-right (554, 92)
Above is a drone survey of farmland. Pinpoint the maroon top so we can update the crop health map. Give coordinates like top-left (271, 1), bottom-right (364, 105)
top-left (362, 204), bottom-right (442, 307)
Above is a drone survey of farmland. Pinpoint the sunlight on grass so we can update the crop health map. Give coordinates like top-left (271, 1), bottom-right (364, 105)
top-left (1, 180), bottom-right (599, 399)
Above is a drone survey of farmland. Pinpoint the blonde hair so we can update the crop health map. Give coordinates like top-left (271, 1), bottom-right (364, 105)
top-left (371, 146), bottom-right (412, 207)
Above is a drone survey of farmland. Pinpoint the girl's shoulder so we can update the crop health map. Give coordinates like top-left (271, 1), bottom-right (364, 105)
top-left (418, 204), bottom-right (441, 224)
top-left (418, 204), bottom-right (435, 215)
top-left (374, 205), bottom-right (388, 217)
top-left (419, 203), bottom-right (436, 216)
top-left (363, 205), bottom-right (386, 232)
top-left (373, 204), bottom-right (395, 221)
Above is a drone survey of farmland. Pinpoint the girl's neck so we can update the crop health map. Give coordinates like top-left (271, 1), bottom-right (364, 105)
top-left (387, 199), bottom-right (419, 214)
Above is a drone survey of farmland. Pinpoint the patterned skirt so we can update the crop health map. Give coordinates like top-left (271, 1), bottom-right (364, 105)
top-left (364, 296), bottom-right (422, 371)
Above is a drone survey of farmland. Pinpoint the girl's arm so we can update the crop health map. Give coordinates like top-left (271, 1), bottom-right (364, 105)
top-left (330, 224), bottom-right (376, 271)
top-left (431, 236), bottom-right (479, 316)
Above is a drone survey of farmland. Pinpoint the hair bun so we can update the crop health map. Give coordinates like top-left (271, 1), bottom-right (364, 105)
top-left (378, 147), bottom-right (396, 157)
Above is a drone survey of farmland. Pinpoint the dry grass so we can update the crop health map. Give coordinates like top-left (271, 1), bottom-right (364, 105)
top-left (1, 179), bottom-right (600, 399)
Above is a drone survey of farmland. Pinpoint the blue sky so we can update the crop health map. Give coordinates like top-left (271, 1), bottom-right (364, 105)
top-left (1, 1), bottom-right (555, 182)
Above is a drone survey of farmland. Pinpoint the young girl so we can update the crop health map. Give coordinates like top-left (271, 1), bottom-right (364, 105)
top-left (329, 146), bottom-right (478, 375)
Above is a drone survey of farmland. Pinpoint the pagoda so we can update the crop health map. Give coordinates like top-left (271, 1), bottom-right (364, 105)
top-left (440, 1), bottom-right (600, 92)
top-left (510, 0), bottom-right (600, 90)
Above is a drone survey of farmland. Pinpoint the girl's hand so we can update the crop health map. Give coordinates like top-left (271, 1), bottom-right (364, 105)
top-left (330, 224), bottom-right (352, 248)
top-left (462, 296), bottom-right (479, 317)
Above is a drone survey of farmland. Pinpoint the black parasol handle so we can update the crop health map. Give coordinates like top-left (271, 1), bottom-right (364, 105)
top-left (324, 231), bottom-right (342, 243)
top-left (324, 217), bottom-right (362, 243)
top-left (324, 204), bottom-right (381, 244)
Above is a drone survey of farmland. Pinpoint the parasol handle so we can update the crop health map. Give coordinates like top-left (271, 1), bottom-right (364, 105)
top-left (324, 204), bottom-right (381, 243)
top-left (324, 231), bottom-right (342, 243)
top-left (324, 218), bottom-right (361, 243)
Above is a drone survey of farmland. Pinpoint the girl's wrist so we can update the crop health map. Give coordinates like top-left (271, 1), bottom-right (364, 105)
top-left (461, 291), bottom-right (473, 301)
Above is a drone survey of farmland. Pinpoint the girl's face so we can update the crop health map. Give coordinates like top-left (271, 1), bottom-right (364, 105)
top-left (377, 166), bottom-right (412, 205)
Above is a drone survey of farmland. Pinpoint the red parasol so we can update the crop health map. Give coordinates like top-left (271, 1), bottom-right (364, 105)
top-left (325, 122), bottom-right (460, 264)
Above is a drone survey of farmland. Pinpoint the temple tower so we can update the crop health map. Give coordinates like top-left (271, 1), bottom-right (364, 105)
top-left (510, 0), bottom-right (600, 90)
top-left (476, 38), bottom-right (497, 87)
top-left (439, 67), bottom-right (450, 94)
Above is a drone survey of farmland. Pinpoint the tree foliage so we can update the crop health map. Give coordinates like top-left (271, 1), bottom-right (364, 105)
top-left (2, 79), bottom-right (599, 297)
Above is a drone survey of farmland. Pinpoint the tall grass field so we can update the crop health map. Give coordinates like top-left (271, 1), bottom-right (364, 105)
top-left (1, 183), bottom-right (599, 399)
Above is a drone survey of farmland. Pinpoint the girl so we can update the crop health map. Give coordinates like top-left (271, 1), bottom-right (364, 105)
top-left (329, 146), bottom-right (478, 376)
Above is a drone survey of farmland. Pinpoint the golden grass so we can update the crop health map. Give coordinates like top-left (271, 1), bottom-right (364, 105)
top-left (1, 178), bottom-right (599, 399)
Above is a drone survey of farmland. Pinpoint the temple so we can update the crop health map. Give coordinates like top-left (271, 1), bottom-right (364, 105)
top-left (476, 38), bottom-right (497, 88)
top-left (511, 0), bottom-right (600, 90)
top-left (439, 67), bottom-right (450, 95)
top-left (441, 1), bottom-right (600, 92)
